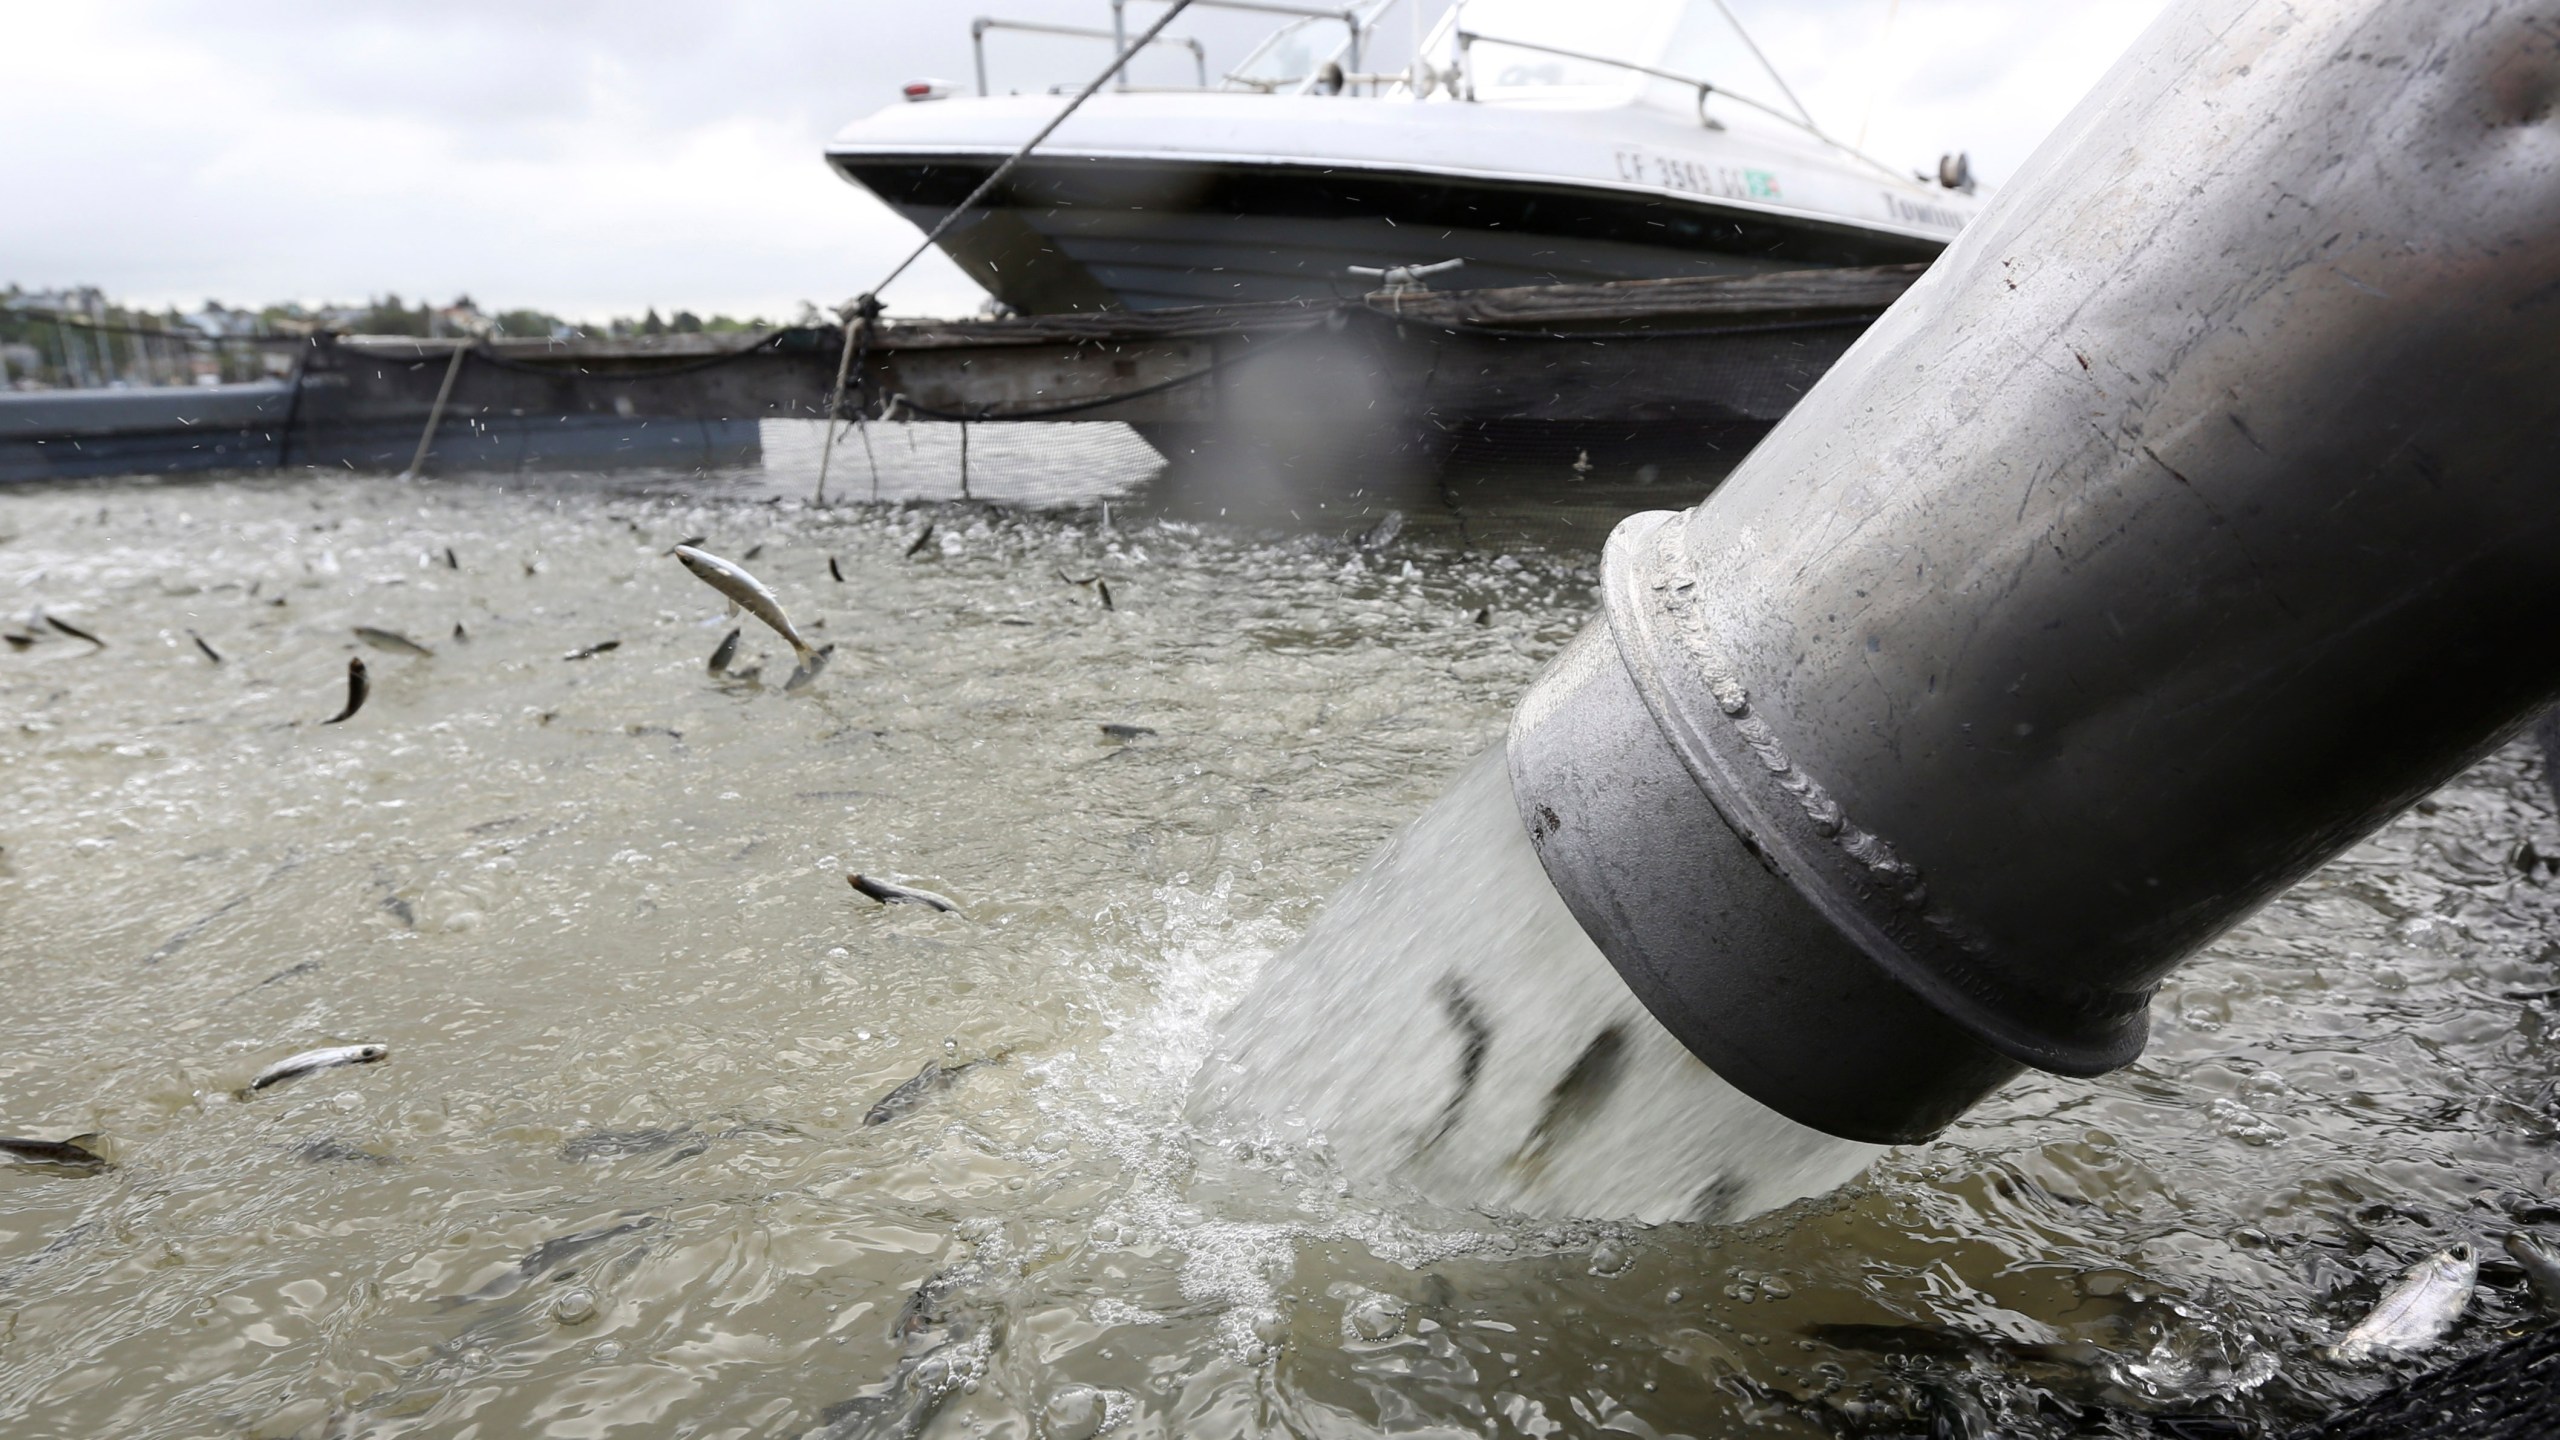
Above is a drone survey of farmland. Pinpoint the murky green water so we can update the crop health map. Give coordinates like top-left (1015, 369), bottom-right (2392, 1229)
top-left (4, 436), bottom-right (2557, 1438)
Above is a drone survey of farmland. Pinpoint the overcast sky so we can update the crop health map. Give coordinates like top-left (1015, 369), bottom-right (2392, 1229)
top-left (4, 0), bottom-right (2171, 322)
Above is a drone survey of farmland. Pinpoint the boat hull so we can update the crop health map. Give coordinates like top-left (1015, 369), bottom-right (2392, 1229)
top-left (836, 154), bottom-right (1947, 312)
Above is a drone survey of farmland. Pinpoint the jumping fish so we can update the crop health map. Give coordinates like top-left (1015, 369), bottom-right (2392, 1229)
top-left (0, 1134), bottom-right (109, 1171)
top-left (44, 615), bottom-right (104, 647)
top-left (671, 545), bottom-right (817, 669)
top-left (452, 622), bottom-right (469, 641)
top-left (353, 626), bottom-right (434, 657)
top-left (189, 630), bottom-right (222, 663)
top-left (829, 556), bottom-right (845, 583)
top-left (903, 522), bottom-right (936, 559)
top-left (322, 657), bottom-right (369, 724)
top-left (849, 874), bottom-right (959, 913)
top-left (564, 640), bottom-right (619, 660)
top-left (247, 1042), bottom-right (389, 1094)
top-left (2, 632), bottom-right (33, 650)
top-left (1097, 579), bottom-right (1115, 612)
top-left (1358, 509), bottom-right (1405, 551)
top-left (444, 546), bottom-right (460, 570)
top-left (707, 628), bottom-right (741, 674)
top-left (2506, 1232), bottom-right (2560, 1312)
top-left (2330, 1244), bottom-right (2476, 1362)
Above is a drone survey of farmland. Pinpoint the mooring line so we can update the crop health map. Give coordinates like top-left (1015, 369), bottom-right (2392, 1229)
top-left (813, 0), bottom-right (1199, 501)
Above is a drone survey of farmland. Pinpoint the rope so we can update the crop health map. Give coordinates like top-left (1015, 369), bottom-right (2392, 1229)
top-left (810, 0), bottom-right (1198, 490)
top-left (815, 297), bottom-right (881, 506)
top-left (868, 0), bottom-right (1198, 301)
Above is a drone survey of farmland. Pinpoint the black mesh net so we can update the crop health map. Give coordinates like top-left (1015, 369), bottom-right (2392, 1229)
top-left (2293, 1324), bottom-right (2560, 1439)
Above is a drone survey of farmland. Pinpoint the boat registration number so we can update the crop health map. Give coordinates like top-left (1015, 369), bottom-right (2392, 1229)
top-left (1614, 148), bottom-right (1782, 203)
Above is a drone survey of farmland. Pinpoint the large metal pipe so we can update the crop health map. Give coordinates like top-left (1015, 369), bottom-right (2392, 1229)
top-left (1510, 0), bottom-right (2560, 1145)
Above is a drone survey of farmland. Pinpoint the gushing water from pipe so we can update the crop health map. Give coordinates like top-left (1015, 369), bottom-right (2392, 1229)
top-left (1189, 744), bottom-right (1881, 1224)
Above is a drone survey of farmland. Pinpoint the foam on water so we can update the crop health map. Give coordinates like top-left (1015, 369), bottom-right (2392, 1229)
top-left (1191, 745), bottom-right (1884, 1225)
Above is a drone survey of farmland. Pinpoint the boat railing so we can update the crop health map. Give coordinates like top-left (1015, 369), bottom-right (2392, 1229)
top-left (1452, 28), bottom-right (1914, 184)
top-left (1117, 0), bottom-right (1369, 91)
top-left (972, 17), bottom-right (1208, 96)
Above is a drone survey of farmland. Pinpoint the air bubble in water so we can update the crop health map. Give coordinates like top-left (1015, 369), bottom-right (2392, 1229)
top-left (1043, 1385), bottom-right (1105, 1440)
top-left (1346, 1293), bottom-right (1406, 1341)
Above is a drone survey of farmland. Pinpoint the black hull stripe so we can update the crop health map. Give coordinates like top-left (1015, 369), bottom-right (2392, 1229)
top-left (836, 155), bottom-right (1946, 270)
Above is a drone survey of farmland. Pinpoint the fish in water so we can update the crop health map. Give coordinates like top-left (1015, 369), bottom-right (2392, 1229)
top-left (189, 630), bottom-right (222, 663)
top-left (2330, 1244), bottom-right (2476, 1362)
top-left (44, 615), bottom-right (104, 647)
top-left (0, 1134), bottom-right (109, 1171)
top-left (247, 1043), bottom-right (389, 1094)
top-left (2, 632), bottom-right (34, 650)
top-left (323, 656), bottom-right (369, 724)
top-left (903, 522), bottom-right (936, 559)
top-left (443, 1216), bottom-right (657, 1306)
top-left (353, 626), bottom-right (435, 657)
top-left (1474, 606), bottom-right (1492, 626)
top-left (829, 556), bottom-right (845, 582)
top-left (807, 1266), bottom-right (995, 1439)
top-left (783, 644), bottom-right (834, 692)
top-left (564, 639), bottom-right (619, 660)
top-left (849, 874), bottom-right (960, 913)
top-left (671, 545), bottom-right (818, 668)
top-left (865, 1057), bottom-right (995, 1126)
top-left (1099, 723), bottom-right (1155, 741)
top-left (742, 543), bottom-right (765, 561)
top-left (2506, 1231), bottom-right (2560, 1312)
top-left (452, 622), bottom-right (469, 641)
top-left (294, 1136), bottom-right (394, 1165)
top-left (560, 1127), bottom-right (706, 1164)
top-left (707, 628), bottom-right (741, 674)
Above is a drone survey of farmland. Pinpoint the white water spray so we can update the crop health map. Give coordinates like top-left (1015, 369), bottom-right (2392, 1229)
top-left (1191, 745), bottom-right (1882, 1224)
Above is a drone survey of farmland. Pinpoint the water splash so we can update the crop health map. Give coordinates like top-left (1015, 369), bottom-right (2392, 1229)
top-left (1191, 744), bottom-right (1884, 1224)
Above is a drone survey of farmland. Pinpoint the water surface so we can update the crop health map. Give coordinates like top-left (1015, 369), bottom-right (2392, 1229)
top-left (3, 435), bottom-right (2557, 1437)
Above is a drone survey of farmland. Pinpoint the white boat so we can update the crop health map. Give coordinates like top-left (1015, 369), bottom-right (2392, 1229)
top-left (826, 0), bottom-right (1982, 314)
